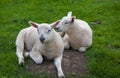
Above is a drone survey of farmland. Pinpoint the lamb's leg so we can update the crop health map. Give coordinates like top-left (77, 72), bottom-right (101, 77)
top-left (30, 51), bottom-right (43, 64)
top-left (79, 47), bottom-right (88, 52)
top-left (64, 42), bottom-right (70, 50)
top-left (63, 34), bottom-right (70, 50)
top-left (54, 55), bottom-right (65, 78)
top-left (16, 29), bottom-right (26, 66)
top-left (16, 46), bottom-right (24, 66)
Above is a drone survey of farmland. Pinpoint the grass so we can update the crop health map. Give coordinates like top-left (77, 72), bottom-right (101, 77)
top-left (0, 0), bottom-right (120, 78)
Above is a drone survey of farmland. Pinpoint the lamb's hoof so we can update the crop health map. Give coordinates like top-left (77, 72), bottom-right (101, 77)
top-left (79, 47), bottom-right (86, 52)
top-left (19, 61), bottom-right (24, 67)
top-left (19, 59), bottom-right (24, 66)
top-left (58, 75), bottom-right (65, 78)
top-left (34, 58), bottom-right (43, 65)
top-left (58, 74), bottom-right (65, 78)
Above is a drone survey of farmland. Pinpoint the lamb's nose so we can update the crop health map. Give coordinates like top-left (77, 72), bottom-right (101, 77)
top-left (40, 35), bottom-right (45, 43)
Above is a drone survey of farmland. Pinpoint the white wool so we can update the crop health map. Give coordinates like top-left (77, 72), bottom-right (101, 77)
top-left (16, 25), bottom-right (64, 61)
top-left (16, 22), bottom-right (65, 78)
top-left (56, 11), bottom-right (92, 52)
top-left (66, 19), bottom-right (92, 50)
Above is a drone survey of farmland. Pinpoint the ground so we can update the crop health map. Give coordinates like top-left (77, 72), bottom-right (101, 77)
top-left (28, 50), bottom-right (88, 77)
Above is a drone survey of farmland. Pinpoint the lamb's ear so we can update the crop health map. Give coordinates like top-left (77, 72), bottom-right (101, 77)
top-left (50, 20), bottom-right (60, 28)
top-left (28, 21), bottom-right (38, 28)
top-left (71, 16), bottom-right (76, 23)
top-left (67, 11), bottom-right (72, 17)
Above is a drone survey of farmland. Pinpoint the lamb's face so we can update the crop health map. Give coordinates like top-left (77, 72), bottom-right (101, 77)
top-left (29, 21), bottom-right (59, 44)
top-left (56, 17), bottom-right (72, 32)
top-left (37, 24), bottom-right (54, 43)
top-left (56, 11), bottom-right (75, 32)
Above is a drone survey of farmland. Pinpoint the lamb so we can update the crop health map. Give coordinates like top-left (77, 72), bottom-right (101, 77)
top-left (56, 11), bottom-right (92, 52)
top-left (16, 21), bottom-right (65, 78)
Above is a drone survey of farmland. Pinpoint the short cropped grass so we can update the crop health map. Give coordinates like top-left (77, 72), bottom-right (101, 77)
top-left (0, 0), bottom-right (120, 78)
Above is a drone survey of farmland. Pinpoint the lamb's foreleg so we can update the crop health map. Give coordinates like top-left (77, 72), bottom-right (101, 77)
top-left (30, 50), bottom-right (43, 64)
top-left (54, 55), bottom-right (65, 78)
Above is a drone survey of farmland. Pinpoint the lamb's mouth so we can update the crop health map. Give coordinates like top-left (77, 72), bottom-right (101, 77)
top-left (40, 39), bottom-right (44, 43)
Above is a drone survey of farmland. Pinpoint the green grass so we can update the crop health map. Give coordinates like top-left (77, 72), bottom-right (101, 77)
top-left (0, 0), bottom-right (120, 78)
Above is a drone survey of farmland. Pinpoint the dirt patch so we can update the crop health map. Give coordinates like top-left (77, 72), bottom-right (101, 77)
top-left (91, 20), bottom-right (102, 25)
top-left (27, 50), bottom-right (88, 77)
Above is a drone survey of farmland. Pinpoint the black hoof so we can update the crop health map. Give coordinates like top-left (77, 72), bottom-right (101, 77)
top-left (19, 62), bottom-right (24, 67)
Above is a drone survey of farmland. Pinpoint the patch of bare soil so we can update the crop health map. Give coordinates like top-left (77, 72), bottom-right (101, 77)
top-left (27, 50), bottom-right (89, 77)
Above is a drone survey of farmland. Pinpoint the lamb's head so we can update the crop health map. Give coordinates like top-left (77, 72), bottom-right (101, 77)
top-left (29, 21), bottom-right (59, 43)
top-left (56, 11), bottom-right (76, 32)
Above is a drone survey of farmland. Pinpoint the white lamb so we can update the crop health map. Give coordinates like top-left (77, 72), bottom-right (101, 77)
top-left (56, 11), bottom-right (92, 52)
top-left (16, 21), bottom-right (65, 78)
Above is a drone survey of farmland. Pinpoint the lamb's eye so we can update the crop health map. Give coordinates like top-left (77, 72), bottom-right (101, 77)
top-left (64, 21), bottom-right (69, 25)
top-left (37, 29), bottom-right (39, 32)
top-left (47, 29), bottom-right (51, 33)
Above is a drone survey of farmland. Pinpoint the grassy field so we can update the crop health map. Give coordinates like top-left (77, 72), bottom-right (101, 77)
top-left (0, 0), bottom-right (120, 78)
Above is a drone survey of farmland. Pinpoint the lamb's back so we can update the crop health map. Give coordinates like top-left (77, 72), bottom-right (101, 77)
top-left (24, 27), bottom-right (39, 51)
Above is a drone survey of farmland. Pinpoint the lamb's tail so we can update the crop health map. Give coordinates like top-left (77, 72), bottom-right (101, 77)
top-left (16, 29), bottom-right (26, 65)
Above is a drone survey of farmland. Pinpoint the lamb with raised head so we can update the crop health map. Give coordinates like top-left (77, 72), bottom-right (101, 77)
top-left (56, 11), bottom-right (92, 52)
top-left (16, 21), bottom-right (65, 78)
